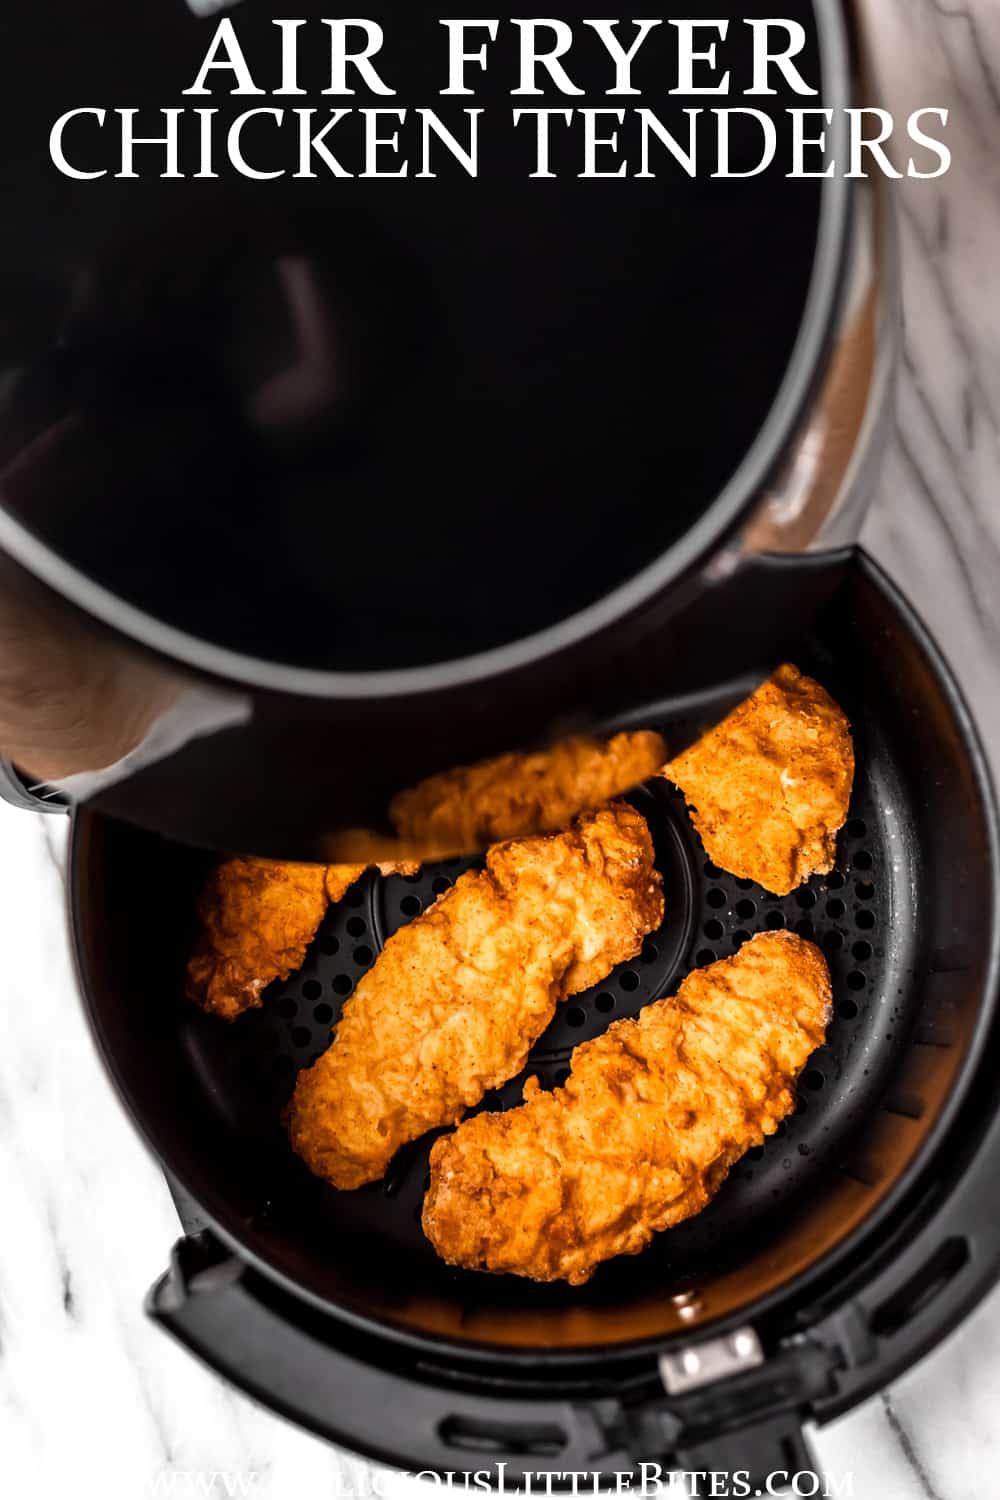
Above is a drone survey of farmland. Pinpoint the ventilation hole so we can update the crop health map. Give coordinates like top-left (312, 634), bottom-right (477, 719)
top-left (857, 909), bottom-right (876, 930)
top-left (704, 919), bottom-right (724, 940)
top-left (736, 899), bottom-right (757, 920)
top-left (272, 1055), bottom-right (294, 1075)
top-left (735, 878), bottom-right (754, 891)
top-left (291, 1026), bottom-right (311, 1047)
top-left (765, 911), bottom-right (786, 931)
top-left (794, 919), bottom-right (815, 940)
top-left (847, 971), bottom-right (867, 992)
top-left (346, 916), bottom-right (366, 938)
top-left (319, 935), bottom-right (340, 957)
top-left (733, 930), bottom-right (751, 948)
top-left (333, 975), bottom-right (354, 997)
top-left (566, 1006), bottom-right (586, 1028)
top-left (804, 1068), bottom-right (825, 1092)
top-left (641, 941), bottom-right (659, 965)
top-left (796, 888), bottom-right (817, 910)
top-left (703, 860), bottom-right (722, 879)
top-left (595, 992), bottom-right (616, 1014)
top-left (400, 895), bottom-right (422, 917)
top-left (826, 872), bottom-right (845, 891)
top-left (431, 876), bottom-right (452, 895)
top-left (555, 1068), bottom-right (570, 1087)
top-left (854, 850), bottom-right (873, 871)
top-left (823, 931), bottom-right (844, 952)
top-left (278, 997), bottom-right (297, 1019)
top-left (353, 945), bottom-right (374, 967)
top-left (826, 898), bottom-right (846, 919)
top-left (697, 949), bottom-right (716, 966)
top-left (707, 888), bottom-right (727, 909)
top-left (346, 885), bottom-right (366, 908)
top-left (302, 979), bottom-right (322, 1002)
top-left (838, 998), bottom-right (859, 1021)
top-left (857, 881), bottom-right (876, 902)
top-left (848, 819), bottom-right (868, 839)
top-left (313, 1003), bottom-right (333, 1025)
top-left (619, 970), bottom-right (640, 993)
top-left (853, 940), bottom-right (873, 962)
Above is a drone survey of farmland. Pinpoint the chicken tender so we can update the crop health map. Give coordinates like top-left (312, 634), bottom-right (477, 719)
top-left (186, 859), bottom-right (404, 1021)
top-left (189, 731), bottom-right (665, 1020)
top-left (662, 664), bottom-right (853, 896)
top-left (285, 803), bottom-right (664, 1191)
top-left (423, 931), bottom-right (831, 1285)
top-left (389, 731), bottom-right (667, 860)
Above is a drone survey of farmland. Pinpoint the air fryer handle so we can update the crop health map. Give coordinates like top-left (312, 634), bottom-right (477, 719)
top-left (149, 1234), bottom-right (825, 1491)
top-left (147, 1235), bottom-right (636, 1480)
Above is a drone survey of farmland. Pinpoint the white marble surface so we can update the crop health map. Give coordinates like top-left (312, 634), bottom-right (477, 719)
top-left (3, 3), bottom-right (1000, 1497)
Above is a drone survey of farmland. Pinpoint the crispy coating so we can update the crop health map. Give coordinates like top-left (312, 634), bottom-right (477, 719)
top-left (285, 803), bottom-right (664, 1191)
top-left (392, 731), bottom-right (666, 854)
top-left (330, 731), bottom-right (667, 865)
top-left (189, 732), bottom-right (665, 1019)
top-left (662, 664), bottom-right (853, 896)
top-left (186, 859), bottom-right (405, 1021)
top-left (423, 932), bottom-right (831, 1284)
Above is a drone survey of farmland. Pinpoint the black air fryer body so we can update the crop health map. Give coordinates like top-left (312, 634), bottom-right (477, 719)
top-left (71, 556), bottom-right (1000, 1486)
top-left (0, 0), bottom-right (887, 858)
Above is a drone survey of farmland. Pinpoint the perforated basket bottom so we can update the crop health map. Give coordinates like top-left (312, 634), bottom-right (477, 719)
top-left (180, 705), bottom-right (908, 1295)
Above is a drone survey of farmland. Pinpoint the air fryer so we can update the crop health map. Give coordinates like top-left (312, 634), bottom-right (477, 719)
top-left (71, 557), bottom-right (1000, 1488)
top-left (5, 2), bottom-right (996, 1494)
top-left (0, 0), bottom-right (888, 858)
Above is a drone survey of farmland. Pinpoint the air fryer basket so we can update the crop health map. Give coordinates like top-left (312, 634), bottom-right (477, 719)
top-left (71, 553), bottom-right (1000, 1476)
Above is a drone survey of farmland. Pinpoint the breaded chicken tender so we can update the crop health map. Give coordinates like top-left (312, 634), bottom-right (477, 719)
top-left (189, 731), bottom-right (665, 1020)
top-left (389, 731), bottom-right (667, 860)
top-left (662, 664), bottom-right (853, 896)
top-left (423, 932), bottom-right (831, 1285)
top-left (186, 859), bottom-right (404, 1021)
top-left (285, 803), bottom-right (664, 1191)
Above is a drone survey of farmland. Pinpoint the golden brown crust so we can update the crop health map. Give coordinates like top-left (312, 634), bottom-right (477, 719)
top-left (185, 858), bottom-right (336, 1022)
top-left (662, 664), bottom-right (854, 896)
top-left (190, 731), bottom-right (664, 1019)
top-left (422, 932), bottom-right (831, 1285)
top-left (285, 803), bottom-right (664, 1191)
top-left (333, 731), bottom-right (666, 865)
top-left (186, 859), bottom-right (414, 1021)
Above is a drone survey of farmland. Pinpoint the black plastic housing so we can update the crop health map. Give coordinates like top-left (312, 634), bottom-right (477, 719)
top-left (69, 554), bottom-right (1000, 1477)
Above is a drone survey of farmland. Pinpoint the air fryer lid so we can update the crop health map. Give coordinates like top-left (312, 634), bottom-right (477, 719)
top-left (72, 552), bottom-right (1000, 1460)
top-left (0, 0), bottom-right (840, 680)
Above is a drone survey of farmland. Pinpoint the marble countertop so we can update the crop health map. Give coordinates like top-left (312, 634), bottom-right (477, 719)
top-left (3, 3), bottom-right (1000, 1497)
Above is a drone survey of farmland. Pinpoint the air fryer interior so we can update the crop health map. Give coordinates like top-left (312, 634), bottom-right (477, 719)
top-left (72, 559), bottom-right (996, 1357)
